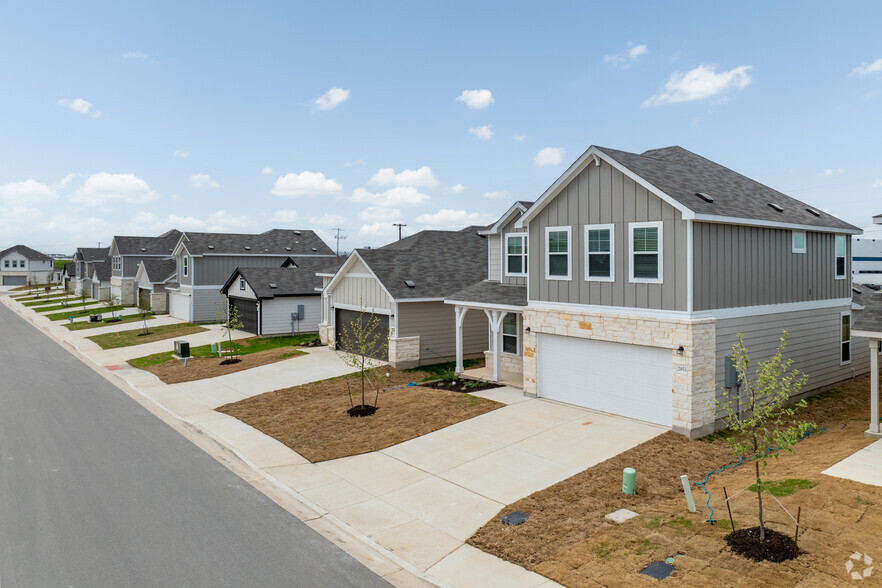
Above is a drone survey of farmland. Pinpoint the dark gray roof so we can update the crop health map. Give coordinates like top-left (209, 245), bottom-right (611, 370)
top-left (223, 257), bottom-right (345, 299)
top-left (0, 244), bottom-right (52, 261)
top-left (75, 247), bottom-right (110, 262)
top-left (356, 227), bottom-right (487, 299)
top-left (91, 251), bottom-right (112, 282)
top-left (62, 262), bottom-right (76, 276)
top-left (140, 258), bottom-right (176, 284)
top-left (854, 294), bottom-right (882, 335)
top-left (595, 146), bottom-right (858, 231)
top-left (446, 280), bottom-right (527, 308)
top-left (113, 229), bottom-right (182, 256)
top-left (179, 229), bottom-right (334, 256)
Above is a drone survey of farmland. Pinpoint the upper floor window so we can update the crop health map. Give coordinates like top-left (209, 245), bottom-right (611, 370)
top-left (545, 226), bottom-right (571, 280)
top-left (11, 260), bottom-right (18, 268)
top-left (3, 260), bottom-right (8, 268)
top-left (183, 256), bottom-right (189, 277)
top-left (505, 233), bottom-right (528, 277)
top-left (792, 231), bottom-right (806, 254)
top-left (841, 311), bottom-right (851, 364)
top-left (629, 221), bottom-right (663, 283)
top-left (585, 224), bottom-right (614, 282)
top-left (502, 313), bottom-right (519, 354)
top-left (239, 277), bottom-right (246, 290)
top-left (835, 235), bottom-right (846, 279)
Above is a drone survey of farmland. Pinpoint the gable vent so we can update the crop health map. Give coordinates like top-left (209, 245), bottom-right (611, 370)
top-left (269, 283), bottom-right (277, 289)
top-left (695, 192), bottom-right (714, 203)
top-left (404, 280), bottom-right (416, 288)
top-left (805, 207), bottom-right (821, 217)
top-left (244, 246), bottom-right (251, 250)
top-left (768, 202), bottom-right (784, 212)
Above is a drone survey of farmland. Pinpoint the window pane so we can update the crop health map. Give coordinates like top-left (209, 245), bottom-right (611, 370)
top-left (507, 256), bottom-right (523, 274)
top-left (842, 341), bottom-right (851, 363)
top-left (633, 253), bottom-right (658, 279)
top-left (548, 231), bottom-right (568, 253)
top-left (793, 232), bottom-right (805, 250)
top-left (503, 313), bottom-right (517, 335)
top-left (588, 229), bottom-right (610, 253)
top-left (842, 315), bottom-right (850, 342)
top-left (549, 253), bottom-right (568, 276)
top-left (507, 237), bottom-right (523, 255)
top-left (835, 236), bottom-right (846, 256)
top-left (633, 227), bottom-right (658, 253)
top-left (588, 253), bottom-right (610, 277)
top-left (837, 257), bottom-right (845, 276)
top-left (503, 334), bottom-right (518, 354)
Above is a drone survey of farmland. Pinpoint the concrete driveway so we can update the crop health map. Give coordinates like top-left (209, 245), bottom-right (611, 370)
top-left (823, 439), bottom-right (882, 486)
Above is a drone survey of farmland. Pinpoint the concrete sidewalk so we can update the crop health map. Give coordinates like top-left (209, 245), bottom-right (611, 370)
top-left (822, 439), bottom-right (882, 486)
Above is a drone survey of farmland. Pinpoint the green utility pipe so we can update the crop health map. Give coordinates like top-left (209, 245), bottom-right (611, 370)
top-left (622, 467), bottom-right (636, 495)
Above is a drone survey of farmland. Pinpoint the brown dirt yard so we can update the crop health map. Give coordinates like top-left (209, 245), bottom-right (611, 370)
top-left (138, 348), bottom-right (306, 384)
top-left (217, 366), bottom-right (503, 462)
top-left (469, 375), bottom-right (882, 587)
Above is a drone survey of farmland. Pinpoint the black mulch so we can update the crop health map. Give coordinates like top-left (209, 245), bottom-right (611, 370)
top-left (725, 527), bottom-right (800, 562)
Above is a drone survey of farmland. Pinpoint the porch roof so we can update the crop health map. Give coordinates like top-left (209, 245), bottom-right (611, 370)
top-left (446, 280), bottom-right (527, 309)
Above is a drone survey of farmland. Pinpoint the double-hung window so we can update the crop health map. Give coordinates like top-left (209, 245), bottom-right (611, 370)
top-left (545, 226), bottom-right (571, 280)
top-left (792, 231), bottom-right (806, 254)
top-left (835, 235), bottom-right (846, 279)
top-left (585, 224), bottom-right (614, 282)
top-left (3, 260), bottom-right (8, 268)
top-left (841, 311), bottom-right (851, 364)
top-left (629, 221), bottom-right (663, 283)
top-left (11, 260), bottom-right (17, 268)
top-left (505, 233), bottom-right (528, 277)
top-left (502, 313), bottom-right (518, 354)
top-left (183, 256), bottom-right (189, 278)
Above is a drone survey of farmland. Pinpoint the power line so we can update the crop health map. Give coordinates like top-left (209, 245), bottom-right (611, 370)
top-left (330, 228), bottom-right (347, 256)
top-left (393, 223), bottom-right (406, 240)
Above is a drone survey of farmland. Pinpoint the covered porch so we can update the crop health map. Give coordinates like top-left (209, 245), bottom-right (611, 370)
top-left (854, 295), bottom-right (882, 439)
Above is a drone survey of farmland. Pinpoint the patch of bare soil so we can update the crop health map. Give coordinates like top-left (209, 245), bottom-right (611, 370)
top-left (142, 348), bottom-right (304, 384)
top-left (468, 375), bottom-right (882, 587)
top-left (217, 367), bottom-right (503, 462)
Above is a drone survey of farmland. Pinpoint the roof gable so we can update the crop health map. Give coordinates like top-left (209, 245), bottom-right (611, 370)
top-left (221, 256), bottom-right (344, 298)
top-left (479, 201), bottom-right (533, 235)
top-left (0, 244), bottom-right (52, 262)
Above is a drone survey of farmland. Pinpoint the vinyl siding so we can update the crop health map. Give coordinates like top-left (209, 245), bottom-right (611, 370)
top-left (260, 296), bottom-right (322, 335)
top-left (397, 301), bottom-right (488, 363)
top-left (528, 159), bottom-right (688, 311)
top-left (195, 255), bottom-right (291, 285)
top-left (694, 225), bottom-right (851, 311)
top-left (122, 256), bottom-right (144, 278)
top-left (714, 306), bottom-right (869, 405)
top-left (488, 235), bottom-right (501, 281)
top-left (178, 254), bottom-right (192, 286)
top-left (329, 259), bottom-right (392, 313)
top-left (500, 214), bottom-right (528, 286)
top-left (192, 288), bottom-right (225, 323)
top-left (228, 274), bottom-right (258, 300)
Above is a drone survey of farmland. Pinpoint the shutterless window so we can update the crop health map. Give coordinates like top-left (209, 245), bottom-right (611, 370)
top-left (502, 313), bottom-right (518, 354)
top-left (792, 231), bottom-right (806, 254)
top-left (835, 235), bottom-right (846, 279)
top-left (630, 222), bottom-right (662, 283)
top-left (545, 226), bottom-right (571, 280)
top-left (3, 260), bottom-right (8, 268)
top-left (239, 278), bottom-right (246, 290)
top-left (183, 257), bottom-right (189, 277)
top-left (586, 224), bottom-right (614, 282)
top-left (505, 234), bottom-right (528, 276)
top-left (841, 311), bottom-right (851, 364)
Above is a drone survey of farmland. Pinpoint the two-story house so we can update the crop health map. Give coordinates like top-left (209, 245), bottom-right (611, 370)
top-left (0, 245), bottom-right (54, 286)
top-left (447, 145), bottom-right (867, 439)
top-left (108, 229), bottom-right (182, 306)
top-left (72, 247), bottom-right (110, 296)
top-left (167, 229), bottom-right (335, 323)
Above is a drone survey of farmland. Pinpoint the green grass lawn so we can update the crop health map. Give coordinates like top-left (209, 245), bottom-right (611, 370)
top-left (20, 295), bottom-right (71, 305)
top-left (747, 478), bottom-right (817, 497)
top-left (64, 313), bottom-right (157, 331)
top-left (128, 333), bottom-right (320, 368)
top-left (35, 300), bottom-right (103, 313)
top-left (46, 306), bottom-right (125, 321)
top-left (87, 323), bottom-right (208, 349)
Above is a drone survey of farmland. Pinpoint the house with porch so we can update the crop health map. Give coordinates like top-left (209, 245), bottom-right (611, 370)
top-left (108, 229), bottom-right (182, 306)
top-left (447, 145), bottom-right (868, 438)
top-left (0, 245), bottom-right (54, 286)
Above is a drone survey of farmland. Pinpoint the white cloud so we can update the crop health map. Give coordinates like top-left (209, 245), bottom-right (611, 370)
top-left (643, 64), bottom-right (753, 106)
top-left (68, 173), bottom-right (160, 205)
top-left (123, 51), bottom-right (149, 60)
top-left (873, 179), bottom-right (882, 188)
top-left (604, 43), bottom-right (648, 68)
top-left (272, 171), bottom-right (344, 197)
top-left (482, 190), bottom-right (511, 199)
top-left (358, 223), bottom-right (399, 238)
top-left (129, 210), bottom-right (254, 233)
top-left (449, 184), bottom-right (465, 194)
top-left (261, 166), bottom-right (273, 175)
top-left (351, 186), bottom-right (430, 208)
top-left (416, 209), bottom-right (497, 229)
top-left (344, 159), bottom-right (366, 167)
top-left (0, 179), bottom-right (57, 204)
top-left (456, 89), bottom-right (494, 109)
top-left (358, 206), bottom-right (402, 222)
top-left (468, 125), bottom-right (494, 140)
top-left (57, 173), bottom-right (79, 188)
top-left (851, 58), bottom-right (882, 77)
top-left (820, 168), bottom-right (845, 177)
top-left (189, 173), bottom-right (220, 189)
top-left (368, 166), bottom-right (439, 188)
top-left (534, 147), bottom-right (566, 167)
top-left (310, 213), bottom-right (347, 226)
top-left (269, 209), bottom-right (300, 224)
top-left (514, 135), bottom-right (526, 142)
top-left (59, 98), bottom-right (101, 118)
top-left (173, 150), bottom-right (189, 158)
top-left (312, 87), bottom-right (350, 111)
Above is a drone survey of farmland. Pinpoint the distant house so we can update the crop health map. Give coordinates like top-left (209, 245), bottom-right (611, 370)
top-left (73, 247), bottom-right (110, 296)
top-left (134, 258), bottom-right (177, 312)
top-left (61, 261), bottom-right (77, 293)
top-left (109, 230), bottom-right (182, 306)
top-left (852, 213), bottom-right (882, 287)
top-left (0, 245), bottom-right (54, 286)
top-left (89, 251), bottom-right (112, 300)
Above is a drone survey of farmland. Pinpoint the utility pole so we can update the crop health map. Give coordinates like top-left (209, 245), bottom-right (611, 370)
top-left (393, 223), bottom-right (406, 240)
top-left (331, 228), bottom-right (347, 256)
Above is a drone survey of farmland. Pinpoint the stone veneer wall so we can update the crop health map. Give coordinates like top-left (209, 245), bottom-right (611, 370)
top-left (319, 323), bottom-right (334, 346)
top-left (483, 350), bottom-right (525, 377)
top-left (522, 307), bottom-right (717, 438)
top-left (120, 278), bottom-right (135, 306)
top-left (150, 292), bottom-right (167, 313)
top-left (388, 336), bottom-right (420, 369)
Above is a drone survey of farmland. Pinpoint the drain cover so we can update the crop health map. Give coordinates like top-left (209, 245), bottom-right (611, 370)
top-left (640, 560), bottom-right (675, 581)
top-left (501, 511), bottom-right (529, 526)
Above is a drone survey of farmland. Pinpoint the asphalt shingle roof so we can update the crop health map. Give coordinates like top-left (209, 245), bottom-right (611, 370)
top-left (140, 258), bottom-right (176, 284)
top-left (595, 146), bottom-right (859, 231)
top-left (75, 247), bottom-right (110, 262)
top-left (180, 229), bottom-right (334, 256)
top-left (92, 252), bottom-right (112, 282)
top-left (0, 244), bottom-right (52, 261)
top-left (224, 257), bottom-right (345, 298)
top-left (113, 229), bottom-right (182, 256)
top-left (446, 280), bottom-right (527, 307)
top-left (854, 293), bottom-right (882, 335)
top-left (356, 227), bottom-right (487, 299)
top-left (63, 262), bottom-right (76, 276)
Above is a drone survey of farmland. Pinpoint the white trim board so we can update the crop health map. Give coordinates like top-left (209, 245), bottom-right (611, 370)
top-left (330, 302), bottom-right (392, 315)
top-left (692, 215), bottom-right (862, 235)
top-left (444, 299), bottom-right (525, 312)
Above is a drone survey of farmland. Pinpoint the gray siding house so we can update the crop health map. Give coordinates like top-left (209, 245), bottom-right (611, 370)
top-left (134, 258), bottom-right (176, 313)
top-left (0, 245), bottom-right (54, 286)
top-left (73, 247), bottom-right (110, 296)
top-left (109, 230), bottom-right (182, 306)
top-left (448, 145), bottom-right (866, 438)
top-left (167, 229), bottom-right (335, 323)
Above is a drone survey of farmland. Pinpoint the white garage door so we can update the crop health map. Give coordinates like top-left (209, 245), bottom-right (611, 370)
top-left (168, 292), bottom-right (190, 321)
top-left (537, 334), bottom-right (673, 426)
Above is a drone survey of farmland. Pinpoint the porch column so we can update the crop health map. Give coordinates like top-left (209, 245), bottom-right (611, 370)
top-left (455, 306), bottom-right (468, 373)
top-left (871, 339), bottom-right (880, 435)
top-left (484, 309), bottom-right (505, 382)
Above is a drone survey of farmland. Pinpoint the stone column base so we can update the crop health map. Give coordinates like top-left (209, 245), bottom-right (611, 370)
top-left (319, 323), bottom-right (332, 346)
top-left (483, 350), bottom-right (524, 378)
top-left (389, 336), bottom-right (420, 369)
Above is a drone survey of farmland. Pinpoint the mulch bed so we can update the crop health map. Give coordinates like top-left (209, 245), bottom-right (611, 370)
top-left (422, 377), bottom-right (502, 393)
top-left (135, 348), bottom-right (305, 384)
top-left (217, 366), bottom-right (503, 462)
top-left (726, 527), bottom-right (799, 562)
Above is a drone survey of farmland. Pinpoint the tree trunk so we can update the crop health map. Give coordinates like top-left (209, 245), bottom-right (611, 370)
top-left (755, 454), bottom-right (765, 540)
top-left (360, 356), bottom-right (366, 406)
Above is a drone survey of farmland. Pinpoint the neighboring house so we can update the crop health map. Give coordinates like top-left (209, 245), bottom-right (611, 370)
top-left (852, 290), bottom-right (882, 439)
top-left (62, 261), bottom-right (77, 293)
top-left (446, 145), bottom-right (866, 438)
top-left (852, 213), bottom-right (882, 287)
top-left (73, 247), bottom-right (110, 296)
top-left (108, 230), bottom-right (182, 306)
top-left (320, 227), bottom-right (490, 368)
top-left (0, 245), bottom-right (54, 286)
top-left (134, 258), bottom-right (177, 312)
top-left (89, 252), bottom-right (112, 300)
top-left (221, 256), bottom-right (345, 336)
top-left (167, 229), bottom-right (335, 323)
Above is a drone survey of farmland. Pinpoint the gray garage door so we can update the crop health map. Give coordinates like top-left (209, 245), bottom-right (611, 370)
top-left (230, 298), bottom-right (259, 334)
top-left (335, 308), bottom-right (389, 361)
top-left (139, 288), bottom-right (151, 309)
top-left (2, 276), bottom-right (26, 286)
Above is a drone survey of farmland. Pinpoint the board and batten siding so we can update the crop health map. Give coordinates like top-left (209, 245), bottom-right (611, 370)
top-left (528, 159), bottom-right (688, 311)
top-left (397, 301), bottom-right (488, 363)
top-left (488, 235), bottom-right (501, 281)
top-left (714, 305), bottom-right (868, 404)
top-left (195, 255), bottom-right (292, 285)
top-left (228, 275), bottom-right (258, 300)
top-left (192, 288), bottom-right (225, 322)
top-left (122, 256), bottom-right (146, 277)
top-left (693, 224), bottom-right (851, 311)
top-left (500, 213), bottom-right (527, 286)
top-left (329, 257), bottom-right (391, 312)
top-left (177, 254), bottom-right (192, 286)
top-left (261, 296), bottom-right (322, 335)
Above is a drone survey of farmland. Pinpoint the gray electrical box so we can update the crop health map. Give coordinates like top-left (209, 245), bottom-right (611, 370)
top-left (291, 305), bottom-right (305, 321)
top-left (724, 355), bottom-right (739, 388)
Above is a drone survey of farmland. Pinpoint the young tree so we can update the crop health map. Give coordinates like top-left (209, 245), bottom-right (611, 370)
top-left (78, 290), bottom-right (90, 312)
top-left (215, 298), bottom-right (244, 362)
top-left (717, 331), bottom-right (813, 541)
top-left (103, 294), bottom-right (121, 320)
top-left (334, 307), bottom-right (390, 415)
top-left (138, 297), bottom-right (152, 335)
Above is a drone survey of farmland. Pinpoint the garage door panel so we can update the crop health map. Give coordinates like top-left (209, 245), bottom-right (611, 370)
top-left (230, 298), bottom-right (258, 334)
top-left (3, 275), bottom-right (27, 286)
top-left (335, 308), bottom-right (389, 361)
top-left (538, 334), bottom-right (672, 427)
top-left (169, 292), bottom-right (190, 321)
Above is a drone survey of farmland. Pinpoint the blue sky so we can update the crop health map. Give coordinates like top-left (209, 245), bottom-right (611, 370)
top-left (2, 1), bottom-right (881, 254)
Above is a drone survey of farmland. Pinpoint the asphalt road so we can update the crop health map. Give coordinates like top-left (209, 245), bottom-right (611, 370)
top-left (0, 301), bottom-right (389, 587)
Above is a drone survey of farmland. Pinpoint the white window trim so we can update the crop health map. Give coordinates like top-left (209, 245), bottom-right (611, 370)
top-left (835, 235), bottom-right (846, 280)
top-left (629, 221), bottom-right (663, 284)
top-left (585, 223), bottom-right (615, 283)
top-left (183, 256), bottom-right (189, 278)
top-left (503, 232), bottom-right (528, 278)
top-left (841, 309), bottom-right (852, 365)
top-left (501, 313), bottom-right (520, 356)
top-left (545, 226), bottom-right (572, 281)
top-left (239, 277), bottom-right (246, 291)
top-left (791, 230), bottom-right (806, 254)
